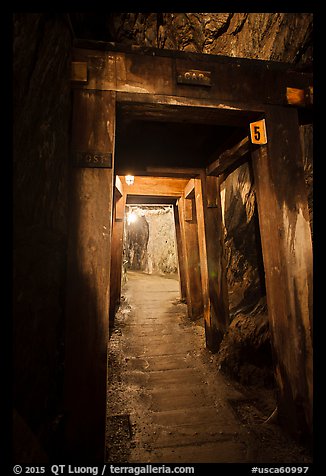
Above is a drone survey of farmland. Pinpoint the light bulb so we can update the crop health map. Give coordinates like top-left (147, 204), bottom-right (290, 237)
top-left (127, 211), bottom-right (137, 225)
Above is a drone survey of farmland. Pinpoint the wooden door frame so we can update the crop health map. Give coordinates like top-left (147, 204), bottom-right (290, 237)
top-left (67, 43), bottom-right (313, 459)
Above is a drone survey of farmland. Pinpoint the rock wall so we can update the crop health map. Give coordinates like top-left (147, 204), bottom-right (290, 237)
top-left (71, 13), bottom-right (312, 66)
top-left (125, 214), bottom-right (149, 271)
top-left (124, 206), bottom-right (178, 276)
top-left (13, 13), bottom-right (72, 462)
top-left (217, 162), bottom-right (270, 386)
top-left (221, 162), bottom-right (266, 316)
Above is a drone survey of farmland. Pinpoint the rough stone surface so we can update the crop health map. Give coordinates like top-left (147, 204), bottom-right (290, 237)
top-left (221, 162), bottom-right (266, 317)
top-left (218, 162), bottom-right (270, 385)
top-left (125, 214), bottom-right (149, 271)
top-left (125, 206), bottom-right (178, 275)
top-left (71, 13), bottom-right (312, 67)
top-left (217, 299), bottom-right (274, 387)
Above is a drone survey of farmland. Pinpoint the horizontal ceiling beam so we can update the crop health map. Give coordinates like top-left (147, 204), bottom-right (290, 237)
top-left (126, 197), bottom-right (177, 205)
top-left (144, 167), bottom-right (203, 178)
top-left (72, 47), bottom-right (312, 108)
top-left (119, 175), bottom-right (189, 197)
top-left (206, 136), bottom-right (250, 176)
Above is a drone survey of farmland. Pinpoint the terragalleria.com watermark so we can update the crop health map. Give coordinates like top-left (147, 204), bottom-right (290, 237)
top-left (12, 465), bottom-right (195, 475)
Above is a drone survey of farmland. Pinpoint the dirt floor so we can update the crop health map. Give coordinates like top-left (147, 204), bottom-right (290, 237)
top-left (105, 271), bottom-right (312, 464)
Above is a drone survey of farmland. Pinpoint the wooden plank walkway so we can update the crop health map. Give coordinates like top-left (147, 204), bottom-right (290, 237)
top-left (106, 271), bottom-right (248, 463)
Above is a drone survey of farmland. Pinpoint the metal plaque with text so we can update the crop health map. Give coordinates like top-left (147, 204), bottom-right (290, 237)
top-left (74, 151), bottom-right (112, 168)
top-left (177, 69), bottom-right (211, 87)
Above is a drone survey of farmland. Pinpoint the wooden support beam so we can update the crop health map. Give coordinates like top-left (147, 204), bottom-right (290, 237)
top-left (115, 195), bottom-right (125, 221)
top-left (173, 203), bottom-right (187, 301)
top-left (184, 198), bottom-right (193, 221)
top-left (177, 196), bottom-right (203, 320)
top-left (121, 176), bottom-right (189, 197)
top-left (286, 86), bottom-right (313, 107)
top-left (184, 178), bottom-right (195, 199)
top-left (195, 174), bottom-right (229, 352)
top-left (206, 136), bottom-right (250, 176)
top-left (251, 106), bottom-right (313, 442)
top-left (177, 197), bottom-right (191, 307)
top-left (64, 89), bottom-right (116, 461)
top-left (114, 176), bottom-right (125, 221)
top-left (110, 192), bottom-right (127, 324)
top-left (116, 92), bottom-right (261, 128)
top-left (115, 174), bottom-right (124, 198)
top-left (145, 166), bottom-right (202, 178)
top-left (73, 46), bottom-right (312, 107)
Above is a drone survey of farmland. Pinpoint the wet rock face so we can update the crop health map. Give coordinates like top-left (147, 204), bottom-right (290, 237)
top-left (126, 215), bottom-right (149, 271)
top-left (145, 208), bottom-right (178, 274)
top-left (217, 300), bottom-right (274, 387)
top-left (71, 13), bottom-right (312, 66)
top-left (125, 206), bottom-right (178, 275)
top-left (221, 162), bottom-right (266, 316)
top-left (218, 163), bottom-right (272, 386)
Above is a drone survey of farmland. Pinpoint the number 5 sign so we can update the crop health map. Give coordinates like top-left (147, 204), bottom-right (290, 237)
top-left (249, 119), bottom-right (268, 145)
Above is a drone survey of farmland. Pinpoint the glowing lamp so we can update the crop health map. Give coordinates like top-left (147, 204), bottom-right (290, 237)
top-left (127, 211), bottom-right (137, 225)
top-left (125, 175), bottom-right (135, 185)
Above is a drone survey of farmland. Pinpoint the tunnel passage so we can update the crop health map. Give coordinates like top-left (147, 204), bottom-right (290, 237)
top-left (13, 17), bottom-right (313, 464)
top-left (107, 175), bottom-right (307, 463)
top-left (67, 45), bottom-right (312, 461)
top-left (107, 83), bottom-right (312, 456)
top-left (111, 99), bottom-right (274, 388)
top-left (108, 168), bottom-right (277, 462)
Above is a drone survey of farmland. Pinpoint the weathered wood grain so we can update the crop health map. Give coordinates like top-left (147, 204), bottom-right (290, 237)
top-left (178, 196), bottom-right (204, 320)
top-left (120, 176), bottom-right (189, 197)
top-left (251, 105), bottom-right (313, 441)
top-left (173, 203), bottom-right (187, 300)
top-left (207, 136), bottom-right (250, 176)
top-left (64, 89), bottom-right (116, 461)
top-left (73, 46), bottom-right (312, 107)
top-left (110, 187), bottom-right (126, 323)
top-left (195, 174), bottom-right (229, 352)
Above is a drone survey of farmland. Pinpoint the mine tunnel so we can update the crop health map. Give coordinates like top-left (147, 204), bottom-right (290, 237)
top-left (13, 13), bottom-right (313, 466)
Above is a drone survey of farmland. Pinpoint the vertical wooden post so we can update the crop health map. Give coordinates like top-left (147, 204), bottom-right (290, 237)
top-left (251, 106), bottom-right (313, 441)
top-left (109, 186), bottom-right (126, 324)
top-left (195, 173), bottom-right (229, 352)
top-left (177, 197), bottom-right (191, 306)
top-left (177, 194), bottom-right (203, 319)
top-left (173, 203), bottom-right (187, 300)
top-left (64, 90), bottom-right (116, 461)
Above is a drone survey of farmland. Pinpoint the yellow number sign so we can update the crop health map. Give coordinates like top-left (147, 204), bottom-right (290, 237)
top-left (250, 119), bottom-right (268, 145)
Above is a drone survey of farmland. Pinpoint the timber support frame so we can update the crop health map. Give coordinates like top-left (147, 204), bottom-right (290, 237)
top-left (66, 40), bottom-right (313, 458)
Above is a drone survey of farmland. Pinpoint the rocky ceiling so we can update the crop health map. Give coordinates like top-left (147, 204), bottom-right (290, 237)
top-left (69, 13), bottom-right (313, 67)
